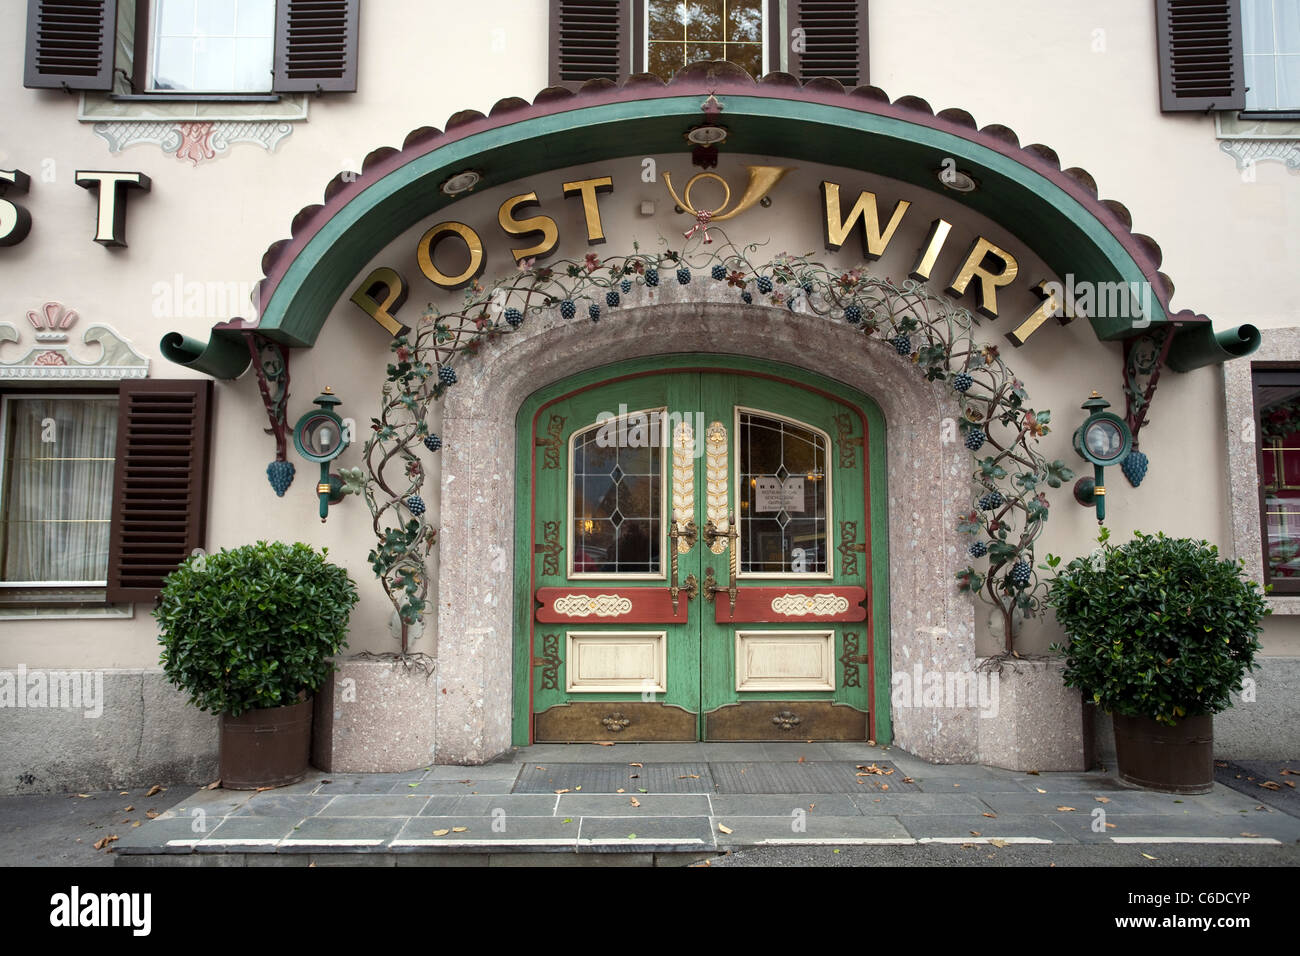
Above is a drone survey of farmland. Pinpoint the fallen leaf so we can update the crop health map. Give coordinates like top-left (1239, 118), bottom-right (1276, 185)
top-left (452, 827), bottom-right (468, 833)
top-left (432, 828), bottom-right (450, 836)
top-left (1280, 768), bottom-right (1298, 776)
top-left (93, 835), bottom-right (118, 851)
top-left (458, 779), bottom-right (472, 785)
top-left (554, 789), bottom-right (570, 794)
top-left (203, 782), bottom-right (217, 791)
top-left (123, 805), bottom-right (134, 812)
top-left (1056, 806), bottom-right (1076, 812)
top-left (901, 777), bottom-right (914, 784)
top-left (562, 818), bottom-right (572, 823)
top-left (1287, 782), bottom-right (1296, 789)
top-left (953, 784), bottom-right (961, 788)
top-left (970, 830), bottom-right (982, 837)
top-left (1259, 781), bottom-right (1282, 791)
top-left (629, 763), bottom-right (643, 768)
top-left (809, 804), bottom-right (816, 810)
top-left (1241, 832), bottom-right (1261, 838)
top-left (118, 791), bottom-right (128, 796)
top-left (1095, 796), bottom-right (1111, 804)
top-left (1141, 852), bottom-right (1157, 860)
top-left (255, 786), bottom-right (276, 793)
top-left (575, 786), bottom-right (582, 791)
top-left (866, 739), bottom-right (876, 746)
top-left (1035, 788), bottom-right (1046, 794)
top-left (408, 783), bottom-right (419, 788)
top-left (679, 774), bottom-right (700, 779)
top-left (630, 797), bottom-right (640, 807)
top-left (131, 821), bottom-right (141, 828)
top-left (638, 788), bottom-right (647, 793)
top-left (982, 812), bottom-right (997, 818)
top-left (717, 823), bottom-right (733, 834)
top-left (629, 774), bottom-right (639, 779)
top-left (881, 784), bottom-right (889, 791)
top-left (120, 817), bottom-right (130, 823)
top-left (75, 793), bottom-right (90, 799)
top-left (628, 833), bottom-right (637, 840)
top-left (1025, 770), bottom-right (1040, 776)
top-left (616, 788), bottom-right (625, 794)
top-left (536, 766), bottom-right (545, 770)
top-left (145, 810), bottom-right (160, 819)
top-left (797, 756), bottom-right (806, 764)
top-left (596, 741), bottom-right (614, 747)
top-left (989, 839), bottom-right (1008, 848)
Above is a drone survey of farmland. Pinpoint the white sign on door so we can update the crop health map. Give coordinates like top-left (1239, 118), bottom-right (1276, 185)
top-left (754, 476), bottom-right (805, 513)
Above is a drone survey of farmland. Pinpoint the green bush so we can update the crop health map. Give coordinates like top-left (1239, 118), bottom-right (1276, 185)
top-left (155, 541), bottom-right (359, 716)
top-left (1047, 531), bottom-right (1268, 725)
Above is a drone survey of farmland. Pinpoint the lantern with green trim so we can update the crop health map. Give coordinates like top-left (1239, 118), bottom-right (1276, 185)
top-left (1071, 391), bottom-right (1132, 523)
top-left (293, 387), bottom-right (349, 521)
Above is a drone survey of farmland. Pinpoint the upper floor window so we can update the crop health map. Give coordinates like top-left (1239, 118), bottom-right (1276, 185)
top-left (148, 0), bottom-right (276, 93)
top-left (1242, 0), bottom-right (1300, 110)
top-left (646, 1), bottom-right (765, 80)
top-left (549, 0), bottom-right (867, 89)
top-left (24, 0), bottom-right (358, 96)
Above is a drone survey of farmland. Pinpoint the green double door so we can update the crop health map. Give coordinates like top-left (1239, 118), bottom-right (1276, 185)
top-left (522, 362), bottom-right (876, 742)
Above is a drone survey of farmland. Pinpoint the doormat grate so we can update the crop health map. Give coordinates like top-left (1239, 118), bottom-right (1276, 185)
top-left (708, 762), bottom-right (919, 794)
top-left (513, 763), bottom-right (714, 794)
top-left (512, 762), bottom-right (917, 794)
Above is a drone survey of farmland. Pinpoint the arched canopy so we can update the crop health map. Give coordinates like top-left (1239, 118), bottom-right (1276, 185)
top-left (161, 63), bottom-right (1257, 379)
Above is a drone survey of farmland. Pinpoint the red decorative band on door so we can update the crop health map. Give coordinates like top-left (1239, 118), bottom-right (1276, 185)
top-left (535, 587), bottom-right (690, 624)
top-left (717, 586), bottom-right (867, 623)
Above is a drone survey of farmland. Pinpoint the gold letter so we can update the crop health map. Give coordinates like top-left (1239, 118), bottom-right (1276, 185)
top-left (0, 170), bottom-right (32, 247)
top-left (498, 192), bottom-right (559, 262)
top-left (562, 176), bottom-right (613, 245)
top-left (416, 221), bottom-right (485, 290)
top-left (946, 236), bottom-right (1019, 318)
top-left (909, 218), bottom-right (952, 281)
top-left (74, 170), bottom-right (151, 246)
top-left (350, 267), bottom-right (410, 337)
top-left (820, 181), bottom-right (909, 260)
top-left (1006, 279), bottom-right (1077, 346)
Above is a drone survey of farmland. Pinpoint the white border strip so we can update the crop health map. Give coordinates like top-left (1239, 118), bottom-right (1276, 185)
top-left (1110, 836), bottom-right (1282, 845)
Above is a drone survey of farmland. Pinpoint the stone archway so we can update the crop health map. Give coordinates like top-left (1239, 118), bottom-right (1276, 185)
top-left (435, 285), bottom-right (979, 764)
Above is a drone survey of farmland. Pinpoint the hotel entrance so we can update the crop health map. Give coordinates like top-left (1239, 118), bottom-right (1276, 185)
top-left (517, 357), bottom-right (883, 742)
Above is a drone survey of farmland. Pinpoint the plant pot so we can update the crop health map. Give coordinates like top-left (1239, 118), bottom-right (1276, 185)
top-left (219, 697), bottom-right (313, 790)
top-left (1111, 712), bottom-right (1213, 794)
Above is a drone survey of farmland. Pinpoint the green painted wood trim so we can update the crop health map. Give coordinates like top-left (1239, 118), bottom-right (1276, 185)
top-left (510, 353), bottom-right (891, 745)
top-left (168, 93), bottom-right (1174, 377)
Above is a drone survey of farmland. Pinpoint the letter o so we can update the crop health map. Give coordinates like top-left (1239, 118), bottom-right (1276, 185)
top-left (417, 221), bottom-right (485, 289)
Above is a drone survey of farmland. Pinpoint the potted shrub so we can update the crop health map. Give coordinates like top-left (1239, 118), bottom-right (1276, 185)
top-left (1046, 530), bottom-right (1268, 793)
top-left (155, 541), bottom-right (359, 789)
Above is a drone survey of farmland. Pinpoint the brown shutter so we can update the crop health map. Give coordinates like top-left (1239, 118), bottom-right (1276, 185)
top-left (549, 0), bottom-right (632, 86)
top-left (106, 379), bottom-right (214, 603)
top-left (790, 0), bottom-right (868, 87)
top-left (273, 0), bottom-right (359, 93)
top-left (1155, 0), bottom-right (1245, 111)
top-left (24, 0), bottom-right (118, 90)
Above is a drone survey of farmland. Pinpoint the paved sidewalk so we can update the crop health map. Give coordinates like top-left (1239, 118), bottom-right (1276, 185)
top-left (104, 743), bottom-right (1300, 866)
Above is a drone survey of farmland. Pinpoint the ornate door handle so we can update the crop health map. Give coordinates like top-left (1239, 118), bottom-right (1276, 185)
top-left (669, 520), bottom-right (698, 614)
top-left (703, 512), bottom-right (739, 616)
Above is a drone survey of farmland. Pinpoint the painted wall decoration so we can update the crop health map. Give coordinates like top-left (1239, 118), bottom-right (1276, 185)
top-left (92, 121), bottom-right (295, 166)
top-left (0, 302), bottom-right (149, 380)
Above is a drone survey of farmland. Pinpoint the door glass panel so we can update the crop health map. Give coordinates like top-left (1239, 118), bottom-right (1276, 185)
top-left (570, 410), bottom-right (664, 576)
top-left (737, 411), bottom-right (828, 574)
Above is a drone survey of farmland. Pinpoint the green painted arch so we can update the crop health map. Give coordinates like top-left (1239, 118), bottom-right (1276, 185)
top-left (161, 81), bottom-right (1252, 379)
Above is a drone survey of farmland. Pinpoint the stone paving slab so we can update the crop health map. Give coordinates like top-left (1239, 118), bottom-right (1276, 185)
top-left (577, 815), bottom-right (716, 851)
top-left (850, 792), bottom-right (996, 815)
top-left (1050, 811), bottom-right (1300, 844)
top-left (230, 794), bottom-right (334, 817)
top-left (394, 816), bottom-right (580, 850)
top-left (708, 761), bottom-right (920, 794)
top-left (708, 793), bottom-right (861, 816)
top-left (557, 794), bottom-right (712, 816)
top-left (429, 795), bottom-right (560, 816)
top-left (278, 816), bottom-right (407, 847)
top-left (711, 814), bottom-right (912, 845)
top-left (897, 814), bottom-right (1076, 843)
top-left (317, 794), bottom-right (433, 816)
top-left (203, 816), bottom-right (301, 844)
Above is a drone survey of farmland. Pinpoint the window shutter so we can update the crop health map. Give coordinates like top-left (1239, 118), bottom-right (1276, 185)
top-left (790, 0), bottom-right (868, 87)
top-left (273, 0), bottom-right (359, 93)
top-left (106, 379), bottom-right (213, 603)
top-left (23, 0), bottom-right (118, 91)
top-left (549, 0), bottom-right (632, 86)
top-left (1155, 0), bottom-right (1245, 111)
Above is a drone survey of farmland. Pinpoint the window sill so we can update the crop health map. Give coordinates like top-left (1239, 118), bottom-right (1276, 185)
top-left (108, 93), bottom-right (283, 104)
top-left (0, 587), bottom-right (134, 620)
top-left (78, 92), bottom-right (307, 123)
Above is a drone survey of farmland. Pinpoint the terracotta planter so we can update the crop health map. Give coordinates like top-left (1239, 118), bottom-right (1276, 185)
top-left (1112, 712), bottom-right (1213, 794)
top-left (219, 697), bottom-right (313, 790)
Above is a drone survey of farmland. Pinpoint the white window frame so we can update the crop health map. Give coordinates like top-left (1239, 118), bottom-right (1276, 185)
top-left (642, 0), bottom-right (770, 80)
top-left (145, 0), bottom-right (277, 95)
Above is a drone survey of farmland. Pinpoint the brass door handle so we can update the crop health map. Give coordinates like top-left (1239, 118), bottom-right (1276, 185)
top-left (703, 513), bottom-right (739, 616)
top-left (668, 520), bottom-right (699, 614)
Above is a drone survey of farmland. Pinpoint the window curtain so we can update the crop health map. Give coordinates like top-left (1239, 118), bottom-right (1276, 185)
top-left (2, 397), bottom-right (118, 583)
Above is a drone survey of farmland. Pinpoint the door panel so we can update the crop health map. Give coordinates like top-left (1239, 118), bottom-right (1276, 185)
top-left (528, 368), bottom-right (872, 742)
